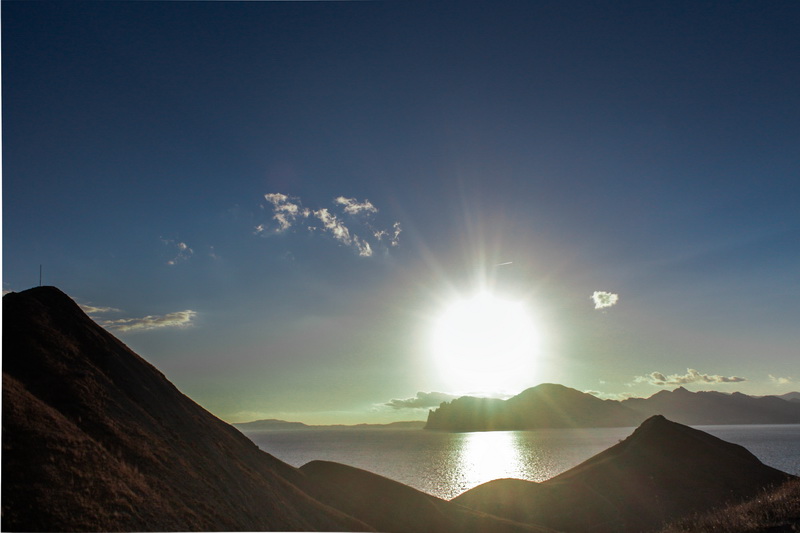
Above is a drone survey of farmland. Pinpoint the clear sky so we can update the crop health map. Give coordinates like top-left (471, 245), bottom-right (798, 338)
top-left (3, 1), bottom-right (799, 424)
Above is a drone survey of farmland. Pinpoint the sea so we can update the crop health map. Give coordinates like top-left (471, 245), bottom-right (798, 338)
top-left (241, 424), bottom-right (800, 500)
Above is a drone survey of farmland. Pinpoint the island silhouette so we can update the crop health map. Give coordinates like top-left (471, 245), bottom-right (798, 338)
top-left (3, 287), bottom-right (797, 532)
top-left (424, 383), bottom-right (800, 432)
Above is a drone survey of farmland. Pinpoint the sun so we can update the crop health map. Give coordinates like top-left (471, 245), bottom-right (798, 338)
top-left (431, 292), bottom-right (538, 393)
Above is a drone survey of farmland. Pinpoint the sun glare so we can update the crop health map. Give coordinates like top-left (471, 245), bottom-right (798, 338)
top-left (432, 292), bottom-right (538, 393)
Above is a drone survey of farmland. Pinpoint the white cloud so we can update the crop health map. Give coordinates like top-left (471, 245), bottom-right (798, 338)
top-left (592, 291), bottom-right (619, 309)
top-left (263, 193), bottom-right (309, 232)
top-left (634, 368), bottom-right (746, 386)
top-left (335, 196), bottom-right (378, 215)
top-left (256, 192), bottom-right (400, 257)
top-left (163, 239), bottom-right (194, 266)
top-left (385, 391), bottom-right (458, 410)
top-left (769, 374), bottom-right (792, 385)
top-left (99, 310), bottom-right (197, 333)
top-left (80, 304), bottom-right (122, 315)
top-left (314, 208), bottom-right (352, 244)
top-left (354, 236), bottom-right (373, 257)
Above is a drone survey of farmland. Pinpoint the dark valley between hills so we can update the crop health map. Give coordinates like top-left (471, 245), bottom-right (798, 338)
top-left (3, 287), bottom-right (799, 532)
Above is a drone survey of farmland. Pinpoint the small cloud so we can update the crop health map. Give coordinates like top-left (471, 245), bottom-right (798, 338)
top-left (334, 196), bottom-right (378, 215)
top-left (634, 368), bottom-right (746, 386)
top-left (80, 304), bottom-right (122, 315)
top-left (99, 310), bottom-right (197, 333)
top-left (314, 208), bottom-right (353, 246)
top-left (389, 221), bottom-right (402, 246)
top-left (592, 291), bottom-right (619, 309)
top-left (163, 239), bottom-right (193, 266)
top-left (256, 192), bottom-right (400, 257)
top-left (262, 193), bottom-right (310, 232)
top-left (769, 374), bottom-right (792, 385)
top-left (385, 391), bottom-right (458, 410)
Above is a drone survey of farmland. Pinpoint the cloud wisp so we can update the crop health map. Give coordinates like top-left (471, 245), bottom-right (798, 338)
top-left (256, 193), bottom-right (401, 257)
top-left (635, 368), bottom-right (746, 386)
top-left (335, 196), bottom-right (377, 215)
top-left (162, 239), bottom-right (194, 266)
top-left (385, 391), bottom-right (458, 410)
top-left (99, 310), bottom-right (198, 333)
top-left (769, 374), bottom-right (793, 385)
top-left (81, 302), bottom-right (197, 333)
top-left (79, 304), bottom-right (122, 315)
top-left (592, 291), bottom-right (619, 309)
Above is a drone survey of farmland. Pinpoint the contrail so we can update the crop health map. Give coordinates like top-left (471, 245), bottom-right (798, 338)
top-left (495, 262), bottom-right (513, 267)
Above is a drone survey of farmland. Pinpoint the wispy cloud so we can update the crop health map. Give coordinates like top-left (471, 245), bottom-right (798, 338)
top-left (374, 221), bottom-right (402, 247)
top-left (262, 193), bottom-right (310, 232)
top-left (335, 196), bottom-right (377, 215)
top-left (256, 192), bottom-right (401, 257)
top-left (635, 368), bottom-right (746, 386)
top-left (385, 391), bottom-right (458, 410)
top-left (769, 374), bottom-right (793, 385)
top-left (99, 310), bottom-right (197, 333)
top-left (80, 304), bottom-right (122, 315)
top-left (592, 291), bottom-right (619, 309)
top-left (80, 298), bottom-right (198, 333)
top-left (163, 239), bottom-right (194, 266)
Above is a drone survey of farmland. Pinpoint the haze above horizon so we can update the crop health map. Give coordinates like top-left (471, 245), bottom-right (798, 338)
top-left (3, 1), bottom-right (798, 424)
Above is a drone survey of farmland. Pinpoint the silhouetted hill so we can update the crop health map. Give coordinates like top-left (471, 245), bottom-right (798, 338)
top-left (299, 460), bottom-right (552, 533)
top-left (0, 287), bottom-right (538, 532)
top-left (2, 287), bottom-right (370, 532)
top-left (622, 387), bottom-right (800, 425)
top-left (425, 384), bottom-right (641, 431)
top-left (426, 384), bottom-right (800, 431)
top-left (453, 415), bottom-right (795, 532)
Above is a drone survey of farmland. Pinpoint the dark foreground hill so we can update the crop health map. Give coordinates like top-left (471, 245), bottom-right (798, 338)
top-left (3, 287), bottom-right (795, 532)
top-left (2, 287), bottom-right (369, 531)
top-left (453, 415), bottom-right (795, 532)
top-left (1, 287), bottom-right (542, 532)
top-left (425, 384), bottom-right (800, 431)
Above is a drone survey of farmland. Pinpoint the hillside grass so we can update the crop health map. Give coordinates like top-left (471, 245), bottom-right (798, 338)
top-left (660, 478), bottom-right (800, 532)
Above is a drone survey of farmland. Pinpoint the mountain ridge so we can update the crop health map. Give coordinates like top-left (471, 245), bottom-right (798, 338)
top-left (235, 419), bottom-right (426, 431)
top-left (426, 383), bottom-right (800, 431)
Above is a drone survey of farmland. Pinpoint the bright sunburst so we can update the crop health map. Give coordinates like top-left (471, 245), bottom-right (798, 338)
top-left (431, 292), bottom-right (538, 393)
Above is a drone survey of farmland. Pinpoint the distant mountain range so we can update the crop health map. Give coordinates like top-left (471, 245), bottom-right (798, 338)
top-left (3, 287), bottom-right (796, 532)
top-left (425, 383), bottom-right (800, 431)
top-left (235, 419), bottom-right (426, 431)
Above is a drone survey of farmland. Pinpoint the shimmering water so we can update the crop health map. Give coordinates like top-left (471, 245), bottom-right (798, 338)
top-left (242, 424), bottom-right (800, 500)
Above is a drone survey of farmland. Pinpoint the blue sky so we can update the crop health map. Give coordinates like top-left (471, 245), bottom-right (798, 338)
top-left (3, 1), bottom-right (799, 423)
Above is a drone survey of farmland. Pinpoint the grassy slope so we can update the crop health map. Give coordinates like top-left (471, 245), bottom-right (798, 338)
top-left (660, 478), bottom-right (800, 532)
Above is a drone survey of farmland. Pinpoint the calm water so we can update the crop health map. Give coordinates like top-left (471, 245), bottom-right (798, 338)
top-left (242, 424), bottom-right (800, 500)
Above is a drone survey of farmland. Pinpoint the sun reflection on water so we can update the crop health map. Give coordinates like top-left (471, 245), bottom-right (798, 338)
top-left (452, 431), bottom-right (526, 494)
